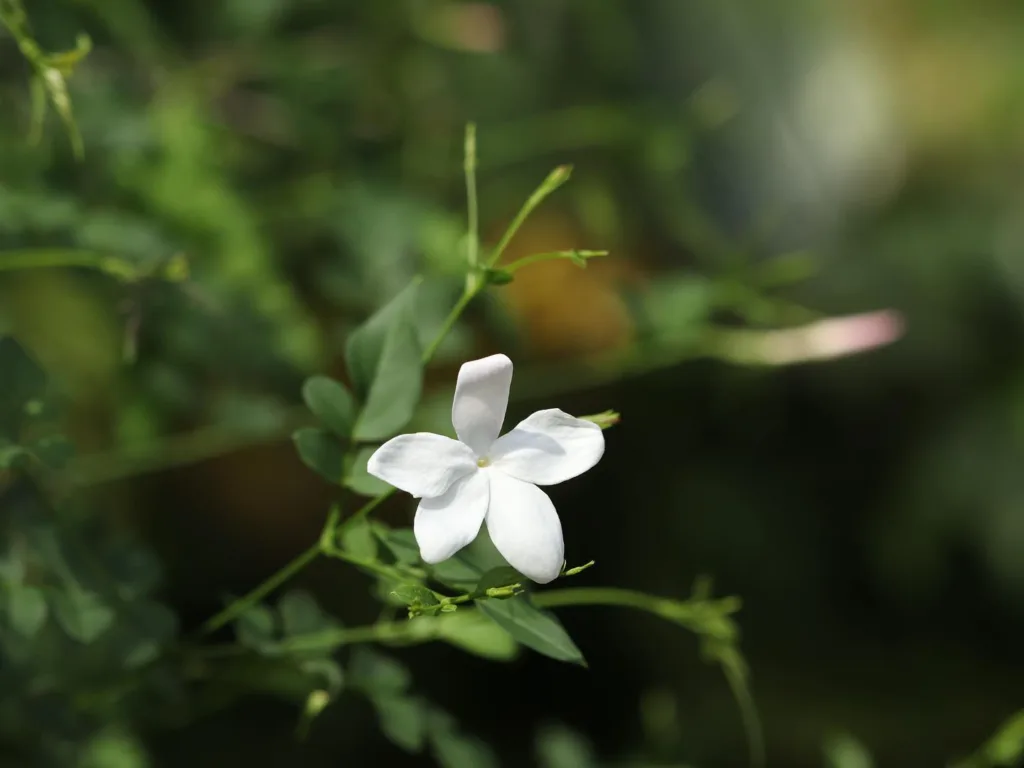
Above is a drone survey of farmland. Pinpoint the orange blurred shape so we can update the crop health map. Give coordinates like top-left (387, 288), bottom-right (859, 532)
top-left (492, 211), bottom-right (636, 359)
top-left (418, 2), bottom-right (505, 54)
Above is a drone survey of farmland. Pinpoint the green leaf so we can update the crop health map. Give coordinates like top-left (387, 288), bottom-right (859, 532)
top-left (437, 611), bottom-right (518, 662)
top-left (31, 434), bottom-right (75, 469)
top-left (348, 647), bottom-right (412, 694)
top-left (374, 525), bottom-right (421, 566)
top-left (293, 428), bottom-right (344, 484)
top-left (0, 441), bottom-right (29, 469)
top-left (431, 533), bottom-right (505, 592)
top-left (340, 517), bottom-right (379, 561)
top-left (51, 587), bottom-right (114, 643)
top-left (236, 604), bottom-right (277, 652)
top-left (478, 597), bottom-right (585, 666)
top-left (302, 376), bottom-right (355, 437)
top-left (8, 585), bottom-right (47, 637)
top-left (344, 446), bottom-right (393, 497)
top-left (536, 724), bottom-right (597, 768)
top-left (373, 694), bottom-right (427, 752)
top-left (390, 584), bottom-right (439, 607)
top-left (278, 590), bottom-right (331, 637)
top-left (346, 282), bottom-right (423, 440)
top-left (431, 725), bottom-right (499, 768)
top-left (0, 336), bottom-right (47, 438)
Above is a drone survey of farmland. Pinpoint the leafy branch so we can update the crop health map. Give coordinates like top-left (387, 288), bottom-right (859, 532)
top-left (0, 0), bottom-right (90, 158)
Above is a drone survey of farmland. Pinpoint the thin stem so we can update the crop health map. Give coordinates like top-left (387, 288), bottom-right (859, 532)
top-left (534, 587), bottom-right (670, 613)
top-left (277, 619), bottom-right (431, 654)
top-left (486, 165), bottom-right (573, 268)
top-left (464, 122), bottom-right (479, 270)
top-left (336, 488), bottom-right (395, 533)
top-left (197, 542), bottom-right (321, 637)
top-left (419, 288), bottom-right (474, 365)
top-left (503, 249), bottom-right (608, 274)
top-left (0, 249), bottom-right (140, 280)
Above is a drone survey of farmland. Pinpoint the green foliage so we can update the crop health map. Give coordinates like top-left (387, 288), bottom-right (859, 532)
top-left (292, 428), bottom-right (344, 484)
top-left (0, 0), bottom-right (90, 157)
top-left (952, 710), bottom-right (1024, 768)
top-left (349, 648), bottom-right (499, 766)
top-left (301, 376), bottom-right (355, 439)
top-left (478, 598), bottom-right (586, 666)
top-left (346, 282), bottom-right (424, 441)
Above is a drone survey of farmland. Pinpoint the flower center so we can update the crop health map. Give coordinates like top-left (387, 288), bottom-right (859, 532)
top-left (476, 456), bottom-right (490, 468)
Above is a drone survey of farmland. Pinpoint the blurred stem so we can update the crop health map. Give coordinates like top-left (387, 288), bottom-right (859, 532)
top-left (464, 122), bottom-right (479, 271)
top-left (334, 488), bottom-right (394, 534)
top-left (197, 542), bottom-right (321, 636)
top-left (0, 249), bottom-right (142, 280)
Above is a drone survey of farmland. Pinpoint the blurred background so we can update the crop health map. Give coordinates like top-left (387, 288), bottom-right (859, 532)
top-left (3, 0), bottom-right (1024, 766)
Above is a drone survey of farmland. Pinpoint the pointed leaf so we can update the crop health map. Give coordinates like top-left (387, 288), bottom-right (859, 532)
top-left (373, 694), bottom-right (427, 752)
top-left (478, 597), bottom-right (585, 665)
top-left (302, 376), bottom-right (355, 437)
top-left (293, 428), bottom-right (344, 484)
top-left (346, 283), bottom-right (423, 440)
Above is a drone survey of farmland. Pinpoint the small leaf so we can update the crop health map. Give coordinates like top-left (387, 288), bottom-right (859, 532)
top-left (373, 694), bottom-right (427, 752)
top-left (8, 585), bottom-right (47, 637)
top-left (346, 283), bottom-right (423, 441)
top-left (0, 442), bottom-right (29, 469)
top-left (0, 336), bottom-right (48, 438)
top-left (293, 428), bottom-right (344, 484)
top-left (437, 611), bottom-right (518, 662)
top-left (374, 525), bottom-right (421, 566)
top-left (349, 647), bottom-right (411, 694)
top-left (302, 376), bottom-right (355, 437)
top-left (340, 517), bottom-right (379, 561)
top-left (390, 584), bottom-right (439, 607)
top-left (51, 587), bottom-right (114, 643)
top-left (345, 446), bottom-right (392, 497)
top-left (431, 533), bottom-right (505, 592)
top-left (31, 434), bottom-right (75, 469)
top-left (279, 590), bottom-right (331, 637)
top-left (478, 597), bottom-right (585, 665)
top-left (536, 724), bottom-right (597, 768)
top-left (431, 726), bottom-right (499, 768)
top-left (236, 604), bottom-right (277, 652)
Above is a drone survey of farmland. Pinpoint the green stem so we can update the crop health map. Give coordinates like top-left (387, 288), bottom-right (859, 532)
top-left (336, 488), bottom-right (395, 533)
top-left (197, 542), bottom-right (321, 637)
top-left (0, 249), bottom-right (140, 280)
top-left (486, 165), bottom-right (573, 268)
top-left (419, 288), bottom-right (475, 364)
top-left (534, 587), bottom-right (670, 613)
top-left (277, 619), bottom-right (431, 654)
top-left (464, 122), bottom-right (479, 270)
top-left (504, 249), bottom-right (608, 274)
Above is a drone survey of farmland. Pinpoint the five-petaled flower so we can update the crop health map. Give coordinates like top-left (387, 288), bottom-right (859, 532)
top-left (367, 354), bottom-right (605, 584)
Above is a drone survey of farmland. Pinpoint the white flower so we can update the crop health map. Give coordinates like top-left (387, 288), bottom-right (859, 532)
top-left (366, 353), bottom-right (605, 584)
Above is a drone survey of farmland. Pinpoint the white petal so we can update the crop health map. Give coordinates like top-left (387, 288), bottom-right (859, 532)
top-left (414, 470), bottom-right (489, 563)
top-left (367, 433), bottom-right (476, 498)
top-left (490, 409), bottom-right (605, 486)
top-left (452, 353), bottom-right (512, 456)
top-left (485, 470), bottom-right (564, 584)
